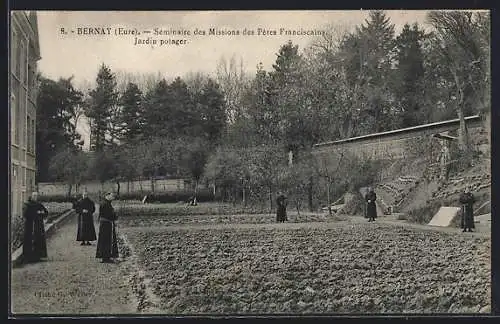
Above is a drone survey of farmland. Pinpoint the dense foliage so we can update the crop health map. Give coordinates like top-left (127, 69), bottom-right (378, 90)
top-left (36, 11), bottom-right (490, 209)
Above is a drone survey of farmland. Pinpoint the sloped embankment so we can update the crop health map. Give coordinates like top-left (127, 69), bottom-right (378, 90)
top-left (374, 124), bottom-right (490, 226)
top-left (385, 159), bottom-right (490, 225)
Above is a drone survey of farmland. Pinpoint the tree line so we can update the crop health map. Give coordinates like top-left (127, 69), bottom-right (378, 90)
top-left (36, 10), bottom-right (490, 210)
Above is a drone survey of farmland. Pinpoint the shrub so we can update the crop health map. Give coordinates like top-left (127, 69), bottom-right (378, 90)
top-left (448, 144), bottom-right (478, 176)
top-left (315, 151), bottom-right (385, 212)
top-left (11, 214), bottom-right (24, 253)
top-left (339, 153), bottom-right (387, 193)
top-left (406, 202), bottom-right (442, 224)
top-left (342, 191), bottom-right (365, 216)
top-left (406, 198), bottom-right (460, 225)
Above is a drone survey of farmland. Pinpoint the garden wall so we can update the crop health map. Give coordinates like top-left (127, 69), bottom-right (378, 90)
top-left (38, 178), bottom-right (207, 197)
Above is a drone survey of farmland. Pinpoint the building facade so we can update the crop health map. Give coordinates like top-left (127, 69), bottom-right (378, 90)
top-left (10, 11), bottom-right (41, 219)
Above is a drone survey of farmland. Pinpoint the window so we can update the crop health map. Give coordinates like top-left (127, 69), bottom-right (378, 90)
top-left (26, 170), bottom-right (32, 193)
top-left (23, 53), bottom-right (28, 86)
top-left (30, 63), bottom-right (39, 99)
top-left (11, 29), bottom-right (18, 76)
top-left (21, 166), bottom-right (25, 187)
top-left (28, 65), bottom-right (35, 99)
top-left (27, 115), bottom-right (31, 152)
top-left (14, 87), bottom-right (20, 145)
top-left (11, 164), bottom-right (18, 216)
top-left (25, 170), bottom-right (29, 192)
top-left (19, 87), bottom-right (26, 148)
top-left (32, 119), bottom-right (35, 153)
top-left (15, 36), bottom-right (23, 78)
top-left (19, 38), bottom-right (27, 86)
top-left (13, 191), bottom-right (18, 217)
top-left (30, 116), bottom-right (33, 152)
top-left (11, 86), bottom-right (16, 143)
top-left (30, 119), bottom-right (36, 154)
top-left (10, 184), bottom-right (15, 217)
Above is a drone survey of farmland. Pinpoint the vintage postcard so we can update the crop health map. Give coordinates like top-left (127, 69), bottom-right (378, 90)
top-left (9, 10), bottom-right (491, 316)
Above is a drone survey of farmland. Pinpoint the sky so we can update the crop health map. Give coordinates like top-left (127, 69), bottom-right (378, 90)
top-left (36, 10), bottom-right (434, 85)
top-left (34, 10), bottom-right (435, 150)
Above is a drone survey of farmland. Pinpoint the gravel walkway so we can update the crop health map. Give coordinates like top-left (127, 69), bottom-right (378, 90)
top-left (10, 210), bottom-right (136, 315)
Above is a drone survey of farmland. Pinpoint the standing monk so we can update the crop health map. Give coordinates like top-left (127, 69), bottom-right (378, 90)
top-left (96, 192), bottom-right (119, 263)
top-left (22, 191), bottom-right (48, 263)
top-left (276, 191), bottom-right (288, 223)
top-left (76, 191), bottom-right (97, 246)
top-left (459, 187), bottom-right (476, 232)
top-left (365, 187), bottom-right (377, 222)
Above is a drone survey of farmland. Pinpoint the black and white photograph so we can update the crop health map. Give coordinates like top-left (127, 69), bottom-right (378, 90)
top-left (9, 9), bottom-right (491, 315)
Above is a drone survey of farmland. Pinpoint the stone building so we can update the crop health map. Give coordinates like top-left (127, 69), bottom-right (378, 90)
top-left (10, 11), bottom-right (41, 219)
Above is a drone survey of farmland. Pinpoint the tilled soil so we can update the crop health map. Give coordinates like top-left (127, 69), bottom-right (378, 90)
top-left (11, 210), bottom-right (491, 315)
top-left (118, 213), bottom-right (332, 227)
top-left (123, 220), bottom-right (490, 314)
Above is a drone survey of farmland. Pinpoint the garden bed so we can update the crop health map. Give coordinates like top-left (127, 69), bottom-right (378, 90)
top-left (123, 223), bottom-right (490, 314)
top-left (116, 202), bottom-right (276, 216)
top-left (118, 213), bottom-right (331, 227)
top-left (115, 203), bottom-right (330, 227)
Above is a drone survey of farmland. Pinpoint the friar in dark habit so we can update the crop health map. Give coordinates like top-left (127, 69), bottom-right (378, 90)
top-left (96, 192), bottom-right (119, 263)
top-left (365, 187), bottom-right (377, 222)
top-left (276, 191), bottom-right (288, 223)
top-left (22, 191), bottom-right (49, 263)
top-left (76, 191), bottom-right (97, 246)
top-left (459, 186), bottom-right (476, 232)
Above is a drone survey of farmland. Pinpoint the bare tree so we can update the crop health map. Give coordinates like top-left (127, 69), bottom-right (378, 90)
top-left (306, 23), bottom-right (353, 59)
top-left (115, 70), bottom-right (165, 93)
top-left (303, 23), bottom-right (364, 141)
top-left (215, 54), bottom-right (251, 124)
top-left (427, 11), bottom-right (490, 152)
top-left (184, 71), bottom-right (211, 96)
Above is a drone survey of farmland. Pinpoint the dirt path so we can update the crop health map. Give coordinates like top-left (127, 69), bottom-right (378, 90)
top-left (10, 211), bottom-right (137, 315)
top-left (350, 215), bottom-right (491, 238)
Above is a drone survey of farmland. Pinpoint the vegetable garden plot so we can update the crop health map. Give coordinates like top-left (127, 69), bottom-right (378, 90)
top-left (116, 203), bottom-right (282, 217)
top-left (119, 213), bottom-right (330, 227)
top-left (123, 223), bottom-right (490, 314)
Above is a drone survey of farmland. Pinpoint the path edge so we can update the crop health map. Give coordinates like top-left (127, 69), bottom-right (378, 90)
top-left (11, 209), bottom-right (76, 267)
top-left (118, 231), bottom-right (163, 314)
